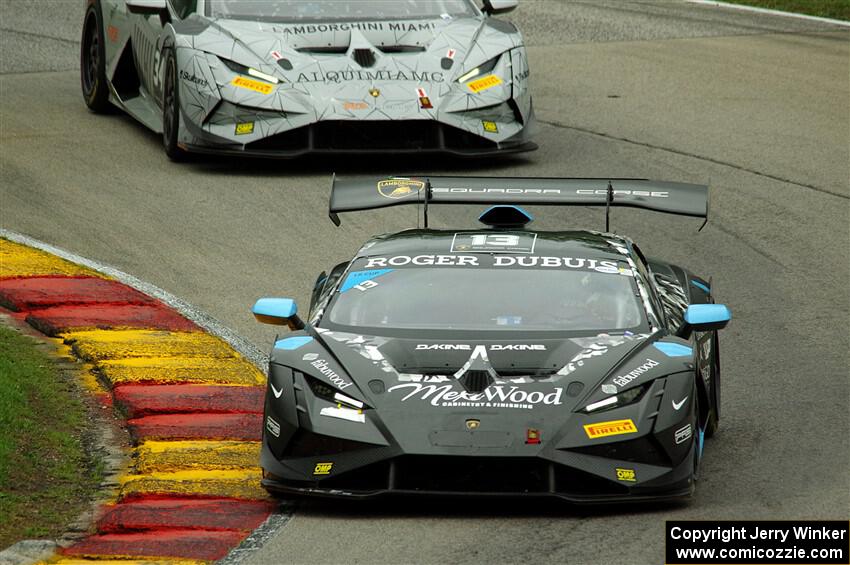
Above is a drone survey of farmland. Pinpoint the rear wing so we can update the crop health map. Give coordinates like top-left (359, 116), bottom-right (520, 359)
top-left (329, 175), bottom-right (709, 230)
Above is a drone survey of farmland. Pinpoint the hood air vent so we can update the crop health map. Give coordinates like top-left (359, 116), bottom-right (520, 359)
top-left (458, 370), bottom-right (494, 394)
top-left (353, 48), bottom-right (376, 68)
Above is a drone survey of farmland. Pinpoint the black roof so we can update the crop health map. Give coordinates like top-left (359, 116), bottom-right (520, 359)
top-left (355, 229), bottom-right (633, 261)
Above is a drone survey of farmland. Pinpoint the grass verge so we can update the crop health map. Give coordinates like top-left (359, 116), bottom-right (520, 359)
top-left (0, 325), bottom-right (101, 547)
top-left (724, 0), bottom-right (850, 20)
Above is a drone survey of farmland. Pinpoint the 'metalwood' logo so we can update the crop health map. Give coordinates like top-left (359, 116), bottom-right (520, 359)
top-left (387, 383), bottom-right (563, 410)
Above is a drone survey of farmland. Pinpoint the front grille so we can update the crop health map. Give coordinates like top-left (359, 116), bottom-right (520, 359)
top-left (245, 121), bottom-right (499, 153)
top-left (320, 461), bottom-right (391, 491)
top-left (394, 456), bottom-right (550, 493)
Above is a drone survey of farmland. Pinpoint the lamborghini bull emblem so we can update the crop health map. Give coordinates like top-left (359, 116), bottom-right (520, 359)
top-left (466, 419), bottom-right (480, 430)
top-left (377, 179), bottom-right (425, 200)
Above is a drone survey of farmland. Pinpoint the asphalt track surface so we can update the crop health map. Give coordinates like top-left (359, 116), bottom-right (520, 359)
top-left (1, 1), bottom-right (848, 563)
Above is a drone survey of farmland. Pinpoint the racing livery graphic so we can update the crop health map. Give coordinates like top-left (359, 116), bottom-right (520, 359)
top-left (80, 0), bottom-right (536, 159)
top-left (252, 176), bottom-right (731, 502)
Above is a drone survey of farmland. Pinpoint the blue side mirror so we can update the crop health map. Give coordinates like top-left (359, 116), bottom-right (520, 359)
top-left (252, 297), bottom-right (304, 330)
top-left (684, 304), bottom-right (731, 332)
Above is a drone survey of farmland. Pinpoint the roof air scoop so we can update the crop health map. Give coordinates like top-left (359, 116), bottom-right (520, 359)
top-left (478, 205), bottom-right (534, 228)
top-left (453, 345), bottom-right (499, 393)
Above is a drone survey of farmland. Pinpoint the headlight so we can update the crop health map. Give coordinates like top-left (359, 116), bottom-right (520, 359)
top-left (220, 57), bottom-right (280, 84)
top-left (581, 383), bottom-right (650, 414)
top-left (456, 54), bottom-right (501, 83)
top-left (306, 375), bottom-right (365, 410)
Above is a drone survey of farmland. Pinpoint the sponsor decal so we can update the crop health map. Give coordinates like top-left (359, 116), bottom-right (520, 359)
top-left (466, 419), bottom-right (480, 430)
top-left (310, 358), bottom-right (352, 390)
top-left (414, 344), bottom-right (546, 351)
top-left (282, 21), bottom-right (436, 34)
top-left (313, 462), bottom-right (333, 475)
top-left (611, 358), bottom-right (660, 388)
top-left (365, 255), bottom-right (476, 268)
top-left (231, 76), bottom-right (273, 94)
top-left (468, 74), bottom-right (503, 93)
top-left (180, 70), bottom-right (209, 88)
top-left (269, 382), bottom-right (283, 399)
top-left (387, 383), bottom-right (564, 410)
top-left (429, 187), bottom-right (669, 198)
top-left (674, 423), bottom-right (692, 445)
top-left (340, 269), bottom-right (394, 293)
top-left (446, 48), bottom-right (457, 59)
top-left (601, 384), bottom-right (618, 395)
top-left (451, 232), bottom-right (536, 253)
top-left (514, 69), bottom-right (530, 81)
top-left (343, 101), bottom-right (369, 111)
top-left (270, 50), bottom-right (284, 61)
top-left (294, 70), bottom-right (444, 84)
top-left (417, 88), bottom-right (432, 109)
top-left (235, 122), bottom-right (254, 135)
top-left (302, 352), bottom-right (319, 361)
top-left (583, 418), bottom-right (638, 439)
top-left (616, 468), bottom-right (636, 482)
top-left (526, 428), bottom-right (541, 444)
top-left (377, 178), bottom-right (424, 199)
top-left (265, 416), bottom-right (281, 438)
top-left (107, 25), bottom-right (119, 43)
top-left (672, 396), bottom-right (688, 410)
top-left (482, 120), bottom-right (499, 133)
top-left (577, 189), bottom-right (669, 198)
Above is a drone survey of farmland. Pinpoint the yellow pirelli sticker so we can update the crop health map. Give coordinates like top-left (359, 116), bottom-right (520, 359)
top-left (231, 76), bottom-right (273, 95)
top-left (584, 419), bottom-right (638, 439)
top-left (467, 74), bottom-right (503, 93)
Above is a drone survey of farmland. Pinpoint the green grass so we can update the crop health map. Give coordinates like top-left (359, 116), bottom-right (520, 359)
top-left (0, 326), bottom-right (102, 547)
top-left (725, 0), bottom-right (850, 20)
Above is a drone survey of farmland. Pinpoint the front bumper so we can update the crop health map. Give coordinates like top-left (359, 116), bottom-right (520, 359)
top-left (181, 118), bottom-right (537, 158)
top-left (259, 439), bottom-right (695, 504)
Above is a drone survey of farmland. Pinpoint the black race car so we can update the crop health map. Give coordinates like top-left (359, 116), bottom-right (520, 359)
top-left (252, 176), bottom-right (731, 502)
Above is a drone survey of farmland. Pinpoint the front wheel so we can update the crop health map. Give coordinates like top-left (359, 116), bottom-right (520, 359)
top-left (80, 3), bottom-right (110, 112)
top-left (161, 49), bottom-right (185, 161)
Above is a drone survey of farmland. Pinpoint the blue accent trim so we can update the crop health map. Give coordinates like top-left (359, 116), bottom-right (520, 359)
top-left (274, 336), bottom-right (313, 350)
top-left (253, 297), bottom-right (297, 318)
top-left (478, 205), bottom-right (533, 225)
top-left (684, 304), bottom-right (731, 325)
top-left (698, 428), bottom-right (705, 458)
top-left (690, 279), bottom-right (710, 293)
top-left (340, 269), bottom-right (394, 293)
top-left (653, 342), bottom-right (693, 357)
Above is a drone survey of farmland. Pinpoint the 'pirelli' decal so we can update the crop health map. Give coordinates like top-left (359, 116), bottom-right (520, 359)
top-left (584, 419), bottom-right (638, 439)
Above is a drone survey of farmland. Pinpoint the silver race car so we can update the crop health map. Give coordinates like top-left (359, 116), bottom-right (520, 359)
top-left (81, 0), bottom-right (536, 159)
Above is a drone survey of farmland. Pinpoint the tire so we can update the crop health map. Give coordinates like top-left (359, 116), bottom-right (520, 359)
top-left (80, 2), bottom-right (110, 112)
top-left (161, 49), bottom-right (186, 161)
top-left (704, 332), bottom-right (720, 438)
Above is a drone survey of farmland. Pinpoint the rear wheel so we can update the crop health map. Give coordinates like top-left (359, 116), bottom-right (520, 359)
top-left (80, 3), bottom-right (110, 112)
top-left (162, 49), bottom-right (185, 161)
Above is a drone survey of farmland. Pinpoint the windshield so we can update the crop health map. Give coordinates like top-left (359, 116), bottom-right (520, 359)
top-left (205, 1), bottom-right (478, 22)
top-left (324, 254), bottom-right (646, 335)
